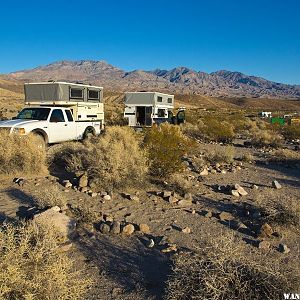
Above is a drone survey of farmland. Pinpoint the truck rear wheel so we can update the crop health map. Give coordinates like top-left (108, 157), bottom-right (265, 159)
top-left (83, 127), bottom-right (95, 140)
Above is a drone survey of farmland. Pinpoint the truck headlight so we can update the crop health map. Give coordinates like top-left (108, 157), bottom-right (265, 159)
top-left (13, 128), bottom-right (26, 135)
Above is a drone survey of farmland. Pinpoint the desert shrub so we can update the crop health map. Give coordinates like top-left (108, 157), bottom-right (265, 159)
top-left (0, 132), bottom-right (47, 175)
top-left (256, 191), bottom-right (300, 228)
top-left (207, 146), bottom-right (235, 164)
top-left (168, 173), bottom-right (194, 194)
top-left (199, 117), bottom-right (235, 143)
top-left (240, 152), bottom-right (254, 163)
top-left (181, 122), bottom-right (202, 139)
top-left (0, 222), bottom-right (91, 299)
top-left (31, 184), bottom-right (67, 209)
top-left (164, 234), bottom-right (298, 300)
top-left (250, 128), bottom-right (283, 148)
top-left (144, 123), bottom-right (194, 178)
top-left (281, 125), bottom-right (300, 140)
top-left (269, 149), bottom-right (300, 164)
top-left (49, 127), bottom-right (148, 190)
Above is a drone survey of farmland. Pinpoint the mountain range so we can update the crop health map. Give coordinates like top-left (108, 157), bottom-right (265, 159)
top-left (7, 60), bottom-right (300, 99)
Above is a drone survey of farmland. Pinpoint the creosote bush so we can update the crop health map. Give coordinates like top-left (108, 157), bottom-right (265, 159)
top-left (0, 222), bottom-right (91, 299)
top-left (0, 132), bottom-right (47, 175)
top-left (49, 126), bottom-right (148, 190)
top-left (165, 234), bottom-right (299, 300)
top-left (144, 123), bottom-right (194, 178)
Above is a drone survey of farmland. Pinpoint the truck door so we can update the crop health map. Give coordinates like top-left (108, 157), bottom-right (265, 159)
top-left (48, 109), bottom-right (75, 143)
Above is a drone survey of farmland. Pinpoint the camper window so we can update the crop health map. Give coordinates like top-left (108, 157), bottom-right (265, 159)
top-left (88, 89), bottom-right (100, 100)
top-left (70, 88), bottom-right (84, 100)
top-left (157, 96), bottom-right (163, 102)
top-left (167, 98), bottom-right (172, 103)
top-left (157, 109), bottom-right (165, 117)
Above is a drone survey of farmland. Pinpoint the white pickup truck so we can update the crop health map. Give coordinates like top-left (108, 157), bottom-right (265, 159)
top-left (0, 81), bottom-right (105, 146)
top-left (0, 106), bottom-right (102, 145)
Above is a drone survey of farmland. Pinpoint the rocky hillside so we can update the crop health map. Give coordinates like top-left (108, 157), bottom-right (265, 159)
top-left (8, 60), bottom-right (300, 99)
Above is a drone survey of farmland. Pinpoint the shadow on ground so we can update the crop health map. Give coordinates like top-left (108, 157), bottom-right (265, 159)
top-left (77, 231), bottom-right (172, 300)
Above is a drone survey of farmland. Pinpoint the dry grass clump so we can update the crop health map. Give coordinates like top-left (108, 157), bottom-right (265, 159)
top-left (144, 123), bottom-right (194, 178)
top-left (31, 184), bottom-right (67, 209)
top-left (255, 191), bottom-right (300, 228)
top-left (0, 132), bottom-right (47, 176)
top-left (199, 117), bottom-right (235, 143)
top-left (240, 152), bottom-right (254, 163)
top-left (0, 222), bottom-right (91, 299)
top-left (49, 127), bottom-right (148, 190)
top-left (269, 149), bottom-right (300, 164)
top-left (168, 173), bottom-right (194, 194)
top-left (281, 124), bottom-right (300, 140)
top-left (207, 145), bottom-right (235, 164)
top-left (250, 128), bottom-right (283, 148)
top-left (164, 234), bottom-right (298, 300)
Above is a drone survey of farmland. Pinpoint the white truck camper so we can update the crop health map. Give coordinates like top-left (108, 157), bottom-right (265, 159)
top-left (0, 81), bottom-right (105, 145)
top-left (124, 92), bottom-right (185, 127)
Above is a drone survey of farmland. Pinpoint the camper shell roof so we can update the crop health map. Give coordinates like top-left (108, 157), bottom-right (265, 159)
top-left (24, 81), bottom-right (103, 104)
top-left (125, 92), bottom-right (174, 106)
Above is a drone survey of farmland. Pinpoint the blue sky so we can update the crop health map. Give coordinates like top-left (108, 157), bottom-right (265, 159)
top-left (0, 0), bottom-right (299, 84)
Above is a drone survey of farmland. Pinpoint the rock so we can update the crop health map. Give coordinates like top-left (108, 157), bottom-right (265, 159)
top-left (236, 166), bottom-right (242, 171)
top-left (103, 195), bottom-right (111, 201)
top-left (110, 221), bottom-right (121, 234)
top-left (162, 191), bottom-right (172, 198)
top-left (234, 184), bottom-right (248, 196)
top-left (191, 209), bottom-right (196, 214)
top-left (90, 192), bottom-right (98, 198)
top-left (221, 170), bottom-right (227, 174)
top-left (122, 224), bottom-right (135, 235)
top-left (252, 184), bottom-right (259, 190)
top-left (184, 193), bottom-right (193, 200)
top-left (278, 243), bottom-right (290, 254)
top-left (231, 189), bottom-right (240, 197)
top-left (147, 239), bottom-right (155, 248)
top-left (80, 186), bottom-right (88, 193)
top-left (259, 223), bottom-right (273, 238)
top-left (211, 169), bottom-right (217, 174)
top-left (161, 244), bottom-right (177, 253)
top-left (168, 196), bottom-right (178, 204)
top-left (230, 220), bottom-right (247, 230)
top-left (272, 180), bottom-right (282, 189)
top-left (200, 169), bottom-right (209, 176)
top-left (104, 215), bottom-right (114, 223)
top-left (33, 208), bottom-right (76, 239)
top-left (51, 206), bottom-right (61, 212)
top-left (218, 211), bottom-right (234, 221)
top-left (138, 223), bottom-right (150, 234)
top-left (181, 227), bottom-right (191, 234)
top-left (63, 180), bottom-right (72, 188)
top-left (177, 199), bottom-right (192, 206)
top-left (129, 195), bottom-right (139, 202)
top-left (78, 174), bottom-right (88, 188)
top-left (258, 240), bottom-right (271, 250)
top-left (203, 210), bottom-right (212, 218)
top-left (99, 223), bottom-right (110, 234)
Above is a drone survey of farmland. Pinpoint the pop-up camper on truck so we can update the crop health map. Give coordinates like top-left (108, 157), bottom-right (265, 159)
top-left (124, 92), bottom-right (185, 127)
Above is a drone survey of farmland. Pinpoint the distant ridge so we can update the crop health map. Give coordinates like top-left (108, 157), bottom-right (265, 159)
top-left (8, 60), bottom-right (300, 99)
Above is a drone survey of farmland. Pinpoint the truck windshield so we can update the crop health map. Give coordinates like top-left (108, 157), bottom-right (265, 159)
top-left (16, 108), bottom-right (51, 121)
